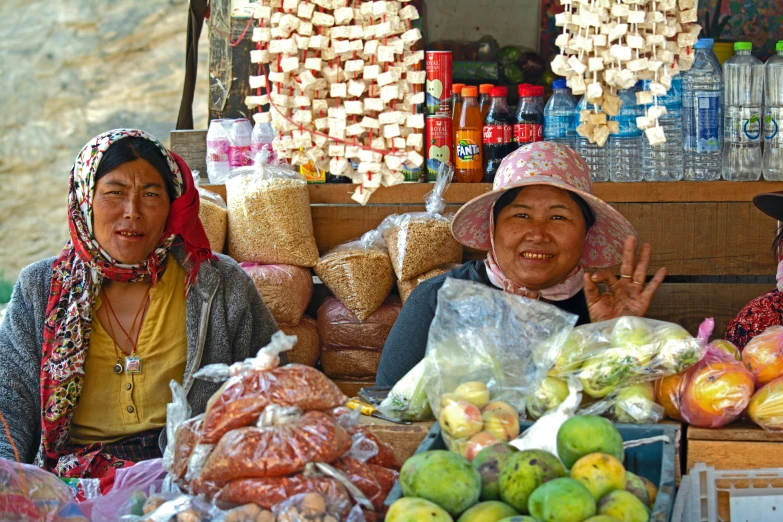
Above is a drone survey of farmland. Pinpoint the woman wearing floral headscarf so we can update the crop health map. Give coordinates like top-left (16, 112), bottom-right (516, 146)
top-left (377, 142), bottom-right (667, 387)
top-left (0, 129), bottom-right (278, 485)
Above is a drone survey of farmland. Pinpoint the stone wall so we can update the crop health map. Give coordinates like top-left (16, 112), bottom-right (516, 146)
top-left (0, 0), bottom-right (209, 282)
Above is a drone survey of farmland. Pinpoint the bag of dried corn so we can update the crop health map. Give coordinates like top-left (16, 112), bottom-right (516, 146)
top-left (314, 231), bottom-right (395, 322)
top-left (194, 170), bottom-right (228, 253)
top-left (379, 164), bottom-right (462, 280)
top-left (226, 164), bottom-right (319, 267)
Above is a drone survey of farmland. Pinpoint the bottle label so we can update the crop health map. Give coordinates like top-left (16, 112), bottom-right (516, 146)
top-left (727, 108), bottom-right (762, 144)
top-left (514, 124), bottom-right (543, 144)
top-left (765, 108), bottom-right (782, 143)
top-left (455, 130), bottom-right (483, 169)
top-left (611, 115), bottom-right (643, 138)
top-left (482, 124), bottom-right (513, 144)
top-left (544, 115), bottom-right (574, 139)
top-left (688, 92), bottom-right (721, 152)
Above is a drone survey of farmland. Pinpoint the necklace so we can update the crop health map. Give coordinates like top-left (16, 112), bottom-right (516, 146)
top-left (102, 285), bottom-right (150, 375)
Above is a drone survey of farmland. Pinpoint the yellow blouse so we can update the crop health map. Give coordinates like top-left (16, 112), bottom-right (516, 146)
top-left (70, 260), bottom-right (188, 445)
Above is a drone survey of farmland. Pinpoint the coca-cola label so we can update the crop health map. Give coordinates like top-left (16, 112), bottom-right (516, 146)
top-left (482, 124), bottom-right (513, 145)
top-left (514, 124), bottom-right (543, 144)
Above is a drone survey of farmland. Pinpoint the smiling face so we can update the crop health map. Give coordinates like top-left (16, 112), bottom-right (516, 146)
top-left (92, 158), bottom-right (172, 265)
top-left (493, 185), bottom-right (588, 291)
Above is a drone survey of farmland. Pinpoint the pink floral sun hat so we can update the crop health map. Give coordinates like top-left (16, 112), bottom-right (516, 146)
top-left (451, 141), bottom-right (637, 269)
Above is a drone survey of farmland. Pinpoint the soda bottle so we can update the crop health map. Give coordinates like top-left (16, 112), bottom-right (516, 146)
top-left (479, 84), bottom-right (495, 121)
top-left (642, 76), bottom-right (683, 181)
top-left (228, 118), bottom-right (253, 168)
top-left (482, 86), bottom-right (513, 183)
top-left (763, 41), bottom-right (783, 180)
top-left (451, 83), bottom-right (466, 165)
top-left (576, 96), bottom-right (609, 182)
top-left (544, 79), bottom-right (577, 149)
top-left (514, 84), bottom-right (544, 149)
top-left (682, 38), bottom-right (724, 181)
top-left (723, 42), bottom-right (764, 181)
top-left (533, 85), bottom-right (546, 112)
top-left (455, 86), bottom-right (484, 183)
top-left (609, 85), bottom-right (644, 182)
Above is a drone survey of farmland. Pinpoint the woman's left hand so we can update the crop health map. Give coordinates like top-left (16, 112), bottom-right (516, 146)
top-left (584, 236), bottom-right (667, 323)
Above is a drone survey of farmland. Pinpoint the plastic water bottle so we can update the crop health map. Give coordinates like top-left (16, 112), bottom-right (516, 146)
top-left (576, 96), bottom-right (609, 181)
top-left (723, 42), bottom-right (764, 181)
top-left (682, 39), bottom-right (724, 181)
top-left (251, 121), bottom-right (277, 165)
top-left (642, 76), bottom-right (684, 181)
top-left (763, 41), bottom-right (783, 180)
top-left (609, 86), bottom-right (644, 182)
top-left (544, 79), bottom-right (577, 149)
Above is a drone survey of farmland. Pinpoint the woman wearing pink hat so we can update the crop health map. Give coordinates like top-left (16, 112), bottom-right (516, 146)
top-left (376, 142), bottom-right (667, 386)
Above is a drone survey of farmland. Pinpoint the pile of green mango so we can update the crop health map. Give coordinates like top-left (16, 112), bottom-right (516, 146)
top-left (387, 416), bottom-right (658, 522)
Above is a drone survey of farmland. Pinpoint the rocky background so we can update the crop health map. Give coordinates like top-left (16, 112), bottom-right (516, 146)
top-left (0, 0), bottom-right (209, 297)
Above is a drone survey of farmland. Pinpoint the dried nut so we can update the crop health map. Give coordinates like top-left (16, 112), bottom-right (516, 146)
top-left (226, 504), bottom-right (263, 522)
top-left (302, 492), bottom-right (327, 514)
top-left (199, 197), bottom-right (227, 253)
top-left (175, 509), bottom-right (202, 522)
top-left (256, 510), bottom-right (276, 522)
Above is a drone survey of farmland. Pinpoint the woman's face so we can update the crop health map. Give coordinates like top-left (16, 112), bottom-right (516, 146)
top-left (494, 185), bottom-right (588, 291)
top-left (92, 158), bottom-right (171, 265)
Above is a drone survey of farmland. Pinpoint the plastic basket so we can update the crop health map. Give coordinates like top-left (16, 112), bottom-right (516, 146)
top-left (672, 463), bottom-right (783, 522)
top-left (385, 421), bottom-right (678, 521)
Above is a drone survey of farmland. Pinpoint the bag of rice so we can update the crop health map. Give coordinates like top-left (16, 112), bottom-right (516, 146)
top-left (279, 316), bottom-right (320, 367)
top-left (397, 263), bottom-right (462, 304)
top-left (317, 296), bottom-right (401, 352)
top-left (379, 164), bottom-right (462, 280)
top-left (194, 171), bottom-right (228, 253)
top-left (314, 231), bottom-right (395, 322)
top-left (226, 164), bottom-right (319, 266)
top-left (240, 263), bottom-right (314, 325)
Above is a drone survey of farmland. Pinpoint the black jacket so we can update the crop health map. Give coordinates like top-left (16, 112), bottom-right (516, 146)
top-left (375, 260), bottom-right (590, 387)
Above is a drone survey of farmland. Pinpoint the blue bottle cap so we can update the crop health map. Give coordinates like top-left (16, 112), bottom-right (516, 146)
top-left (553, 79), bottom-right (568, 89)
top-left (694, 38), bottom-right (715, 49)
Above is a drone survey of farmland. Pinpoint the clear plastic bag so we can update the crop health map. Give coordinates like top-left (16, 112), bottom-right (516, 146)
top-left (84, 460), bottom-right (170, 522)
top-left (0, 458), bottom-right (86, 522)
top-left (741, 325), bottom-right (783, 387)
top-left (239, 263), bottom-right (314, 326)
top-left (654, 372), bottom-right (686, 422)
top-left (377, 360), bottom-right (434, 422)
top-left (551, 317), bottom-right (706, 399)
top-left (748, 375), bottom-right (783, 431)
top-left (579, 382), bottom-right (665, 424)
top-left (226, 164), bottom-right (319, 266)
top-left (273, 489), bottom-right (354, 521)
top-left (279, 316), bottom-right (320, 367)
top-left (314, 231), bottom-right (395, 321)
top-left (347, 427), bottom-right (401, 471)
top-left (424, 278), bottom-right (576, 456)
top-left (526, 377), bottom-right (570, 420)
top-left (216, 474), bottom-right (351, 511)
top-left (680, 346), bottom-right (755, 428)
top-left (120, 494), bottom-right (227, 522)
top-left (332, 457), bottom-right (396, 512)
top-left (397, 263), bottom-right (461, 304)
top-left (193, 171), bottom-right (228, 253)
top-left (379, 164), bottom-right (462, 280)
top-left (195, 332), bottom-right (347, 444)
top-left (198, 408), bottom-right (353, 484)
top-left (163, 381), bottom-right (191, 478)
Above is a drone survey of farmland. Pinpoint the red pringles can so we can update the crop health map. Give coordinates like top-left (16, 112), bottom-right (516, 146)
top-left (426, 115), bottom-right (453, 181)
top-left (425, 51), bottom-right (452, 116)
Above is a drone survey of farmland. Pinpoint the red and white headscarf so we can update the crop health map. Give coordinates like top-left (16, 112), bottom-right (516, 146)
top-left (35, 129), bottom-right (214, 481)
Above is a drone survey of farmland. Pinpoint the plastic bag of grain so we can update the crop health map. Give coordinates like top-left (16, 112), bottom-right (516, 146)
top-left (397, 263), bottom-right (462, 304)
top-left (226, 163), bottom-right (319, 266)
top-left (317, 296), bottom-right (401, 379)
top-left (379, 163), bottom-right (462, 280)
top-left (240, 263), bottom-right (314, 325)
top-left (314, 231), bottom-right (395, 321)
top-left (279, 316), bottom-right (320, 367)
top-left (193, 171), bottom-right (228, 253)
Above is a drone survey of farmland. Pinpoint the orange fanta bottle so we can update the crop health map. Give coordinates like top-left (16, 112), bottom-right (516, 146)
top-left (455, 86), bottom-right (484, 183)
top-left (451, 83), bottom-right (466, 165)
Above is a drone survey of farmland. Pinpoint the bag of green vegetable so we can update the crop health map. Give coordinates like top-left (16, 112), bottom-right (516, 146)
top-left (377, 360), bottom-right (433, 422)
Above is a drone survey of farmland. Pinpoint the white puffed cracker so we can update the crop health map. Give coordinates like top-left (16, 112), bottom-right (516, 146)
top-left (364, 98), bottom-right (385, 112)
top-left (568, 55), bottom-right (588, 74)
top-left (249, 75), bottom-right (267, 89)
top-left (333, 39), bottom-right (351, 54)
top-left (636, 90), bottom-right (654, 105)
top-left (407, 70), bottom-right (426, 84)
top-left (334, 6), bottom-right (354, 24)
top-left (280, 56), bottom-right (300, 73)
top-left (406, 150), bottom-right (424, 167)
top-left (363, 65), bottom-right (381, 80)
top-left (252, 111), bottom-right (272, 124)
top-left (346, 123), bottom-right (365, 136)
top-left (250, 50), bottom-right (271, 64)
top-left (411, 91), bottom-right (425, 105)
top-left (381, 84), bottom-right (399, 102)
top-left (645, 125), bottom-right (667, 145)
top-left (345, 59), bottom-right (365, 73)
top-left (345, 100), bottom-right (363, 115)
top-left (360, 116), bottom-right (380, 129)
top-left (406, 113), bottom-right (425, 129)
top-left (399, 5), bottom-right (419, 20)
top-left (378, 46), bottom-right (395, 62)
top-left (377, 71), bottom-right (397, 87)
top-left (312, 11), bottom-right (335, 26)
top-left (401, 28), bottom-right (422, 44)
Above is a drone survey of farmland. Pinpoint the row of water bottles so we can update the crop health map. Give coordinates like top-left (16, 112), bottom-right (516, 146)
top-left (544, 39), bottom-right (783, 181)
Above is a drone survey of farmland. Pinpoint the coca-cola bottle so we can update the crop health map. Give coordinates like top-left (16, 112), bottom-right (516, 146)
top-left (514, 84), bottom-right (544, 149)
top-left (482, 86), bottom-right (513, 183)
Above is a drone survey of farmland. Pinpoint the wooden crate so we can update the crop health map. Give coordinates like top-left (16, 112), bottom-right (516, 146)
top-left (686, 422), bottom-right (783, 521)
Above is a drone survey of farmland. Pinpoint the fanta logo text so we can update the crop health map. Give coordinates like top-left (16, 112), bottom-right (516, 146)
top-left (457, 140), bottom-right (480, 160)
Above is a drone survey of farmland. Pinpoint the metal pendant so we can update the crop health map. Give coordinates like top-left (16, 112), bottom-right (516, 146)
top-left (113, 359), bottom-right (123, 374)
top-left (124, 356), bottom-right (142, 375)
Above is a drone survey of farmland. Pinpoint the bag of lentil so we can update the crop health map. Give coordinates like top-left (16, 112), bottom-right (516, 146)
top-left (194, 171), bottom-right (228, 253)
top-left (226, 164), bottom-right (319, 267)
top-left (379, 164), bottom-right (463, 281)
top-left (314, 231), bottom-right (395, 322)
top-left (397, 263), bottom-right (462, 304)
top-left (239, 263), bottom-right (314, 326)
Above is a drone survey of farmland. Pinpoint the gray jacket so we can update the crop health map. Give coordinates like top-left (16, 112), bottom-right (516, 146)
top-left (0, 246), bottom-right (279, 463)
